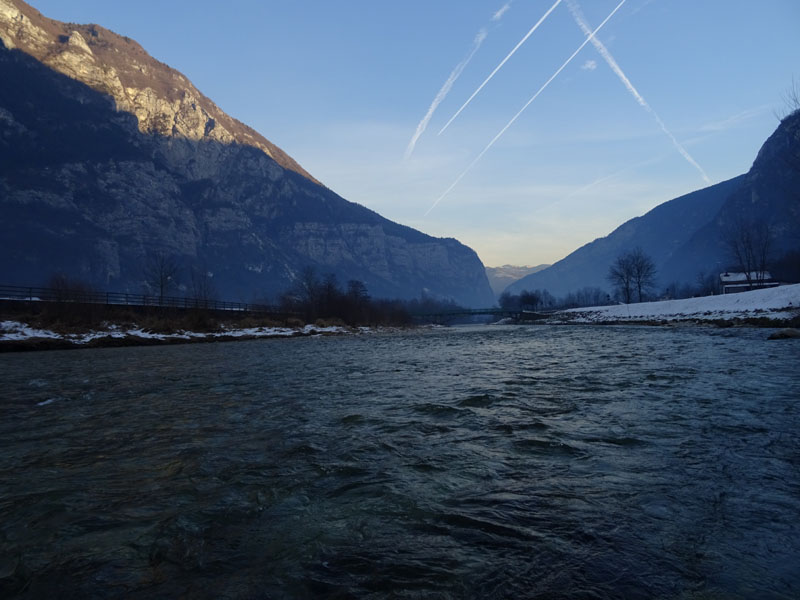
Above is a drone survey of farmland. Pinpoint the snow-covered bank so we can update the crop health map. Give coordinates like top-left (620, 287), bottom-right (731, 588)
top-left (0, 321), bottom-right (367, 350)
top-left (548, 283), bottom-right (800, 324)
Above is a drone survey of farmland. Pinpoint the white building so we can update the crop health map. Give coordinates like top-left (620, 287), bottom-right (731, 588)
top-left (719, 272), bottom-right (780, 294)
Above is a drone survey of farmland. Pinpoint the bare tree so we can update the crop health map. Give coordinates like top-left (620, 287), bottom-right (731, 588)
top-left (694, 270), bottom-right (719, 297)
top-left (519, 290), bottom-right (541, 311)
top-left (144, 252), bottom-right (180, 303)
top-left (608, 253), bottom-right (634, 303)
top-left (281, 266), bottom-right (321, 321)
top-left (346, 280), bottom-right (369, 302)
top-left (572, 287), bottom-right (611, 307)
top-left (607, 248), bottom-right (657, 303)
top-left (724, 218), bottom-right (772, 287)
top-left (629, 247), bottom-right (657, 302)
top-left (498, 291), bottom-right (520, 310)
top-left (345, 280), bottom-right (370, 324)
top-left (319, 273), bottom-right (341, 318)
top-left (295, 266), bottom-right (319, 305)
top-left (190, 265), bottom-right (217, 308)
top-left (777, 75), bottom-right (800, 121)
top-left (47, 273), bottom-right (94, 302)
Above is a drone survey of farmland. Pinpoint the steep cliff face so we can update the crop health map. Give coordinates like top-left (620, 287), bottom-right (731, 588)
top-left (0, 0), bottom-right (495, 306)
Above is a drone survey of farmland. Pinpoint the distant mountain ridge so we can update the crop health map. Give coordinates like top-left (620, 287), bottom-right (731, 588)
top-left (485, 264), bottom-right (549, 296)
top-left (0, 0), bottom-right (495, 306)
top-left (507, 111), bottom-right (800, 298)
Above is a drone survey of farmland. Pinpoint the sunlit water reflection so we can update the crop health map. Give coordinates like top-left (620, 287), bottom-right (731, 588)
top-left (1, 325), bottom-right (799, 598)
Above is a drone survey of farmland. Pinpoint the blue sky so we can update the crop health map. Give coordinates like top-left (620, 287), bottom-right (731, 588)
top-left (28, 0), bottom-right (800, 267)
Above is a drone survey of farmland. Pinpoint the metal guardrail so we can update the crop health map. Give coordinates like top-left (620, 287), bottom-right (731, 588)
top-left (0, 284), bottom-right (295, 316)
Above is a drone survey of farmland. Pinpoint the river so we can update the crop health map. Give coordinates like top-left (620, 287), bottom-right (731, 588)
top-left (1, 324), bottom-right (799, 598)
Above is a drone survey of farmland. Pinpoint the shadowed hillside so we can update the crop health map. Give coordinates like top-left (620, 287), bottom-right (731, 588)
top-left (508, 110), bottom-right (800, 299)
top-left (0, 0), bottom-right (494, 306)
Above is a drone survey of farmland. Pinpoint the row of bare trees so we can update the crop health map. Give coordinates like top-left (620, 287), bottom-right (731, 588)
top-left (278, 267), bottom-right (376, 324)
top-left (142, 253), bottom-right (217, 304)
top-left (498, 287), bottom-right (612, 311)
top-left (605, 216), bottom-right (781, 303)
top-left (44, 253), bottom-right (219, 305)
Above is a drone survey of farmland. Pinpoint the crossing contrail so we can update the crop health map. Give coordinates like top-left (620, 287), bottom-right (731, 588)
top-left (438, 0), bottom-right (563, 135)
top-left (425, 0), bottom-right (626, 216)
top-left (405, 3), bottom-right (513, 160)
top-left (566, 0), bottom-right (710, 183)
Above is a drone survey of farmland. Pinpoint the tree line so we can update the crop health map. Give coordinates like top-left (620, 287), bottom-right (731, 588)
top-left (37, 210), bottom-right (800, 325)
top-left (506, 215), bottom-right (799, 309)
top-left (276, 266), bottom-right (479, 326)
top-left (38, 262), bottom-right (471, 327)
top-left (276, 267), bottom-right (407, 325)
top-left (499, 287), bottom-right (612, 311)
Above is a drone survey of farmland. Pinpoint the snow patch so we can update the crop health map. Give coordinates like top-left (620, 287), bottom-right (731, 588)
top-left (0, 319), bottom-right (362, 346)
top-left (1, 321), bottom-right (61, 340)
top-left (552, 284), bottom-right (800, 324)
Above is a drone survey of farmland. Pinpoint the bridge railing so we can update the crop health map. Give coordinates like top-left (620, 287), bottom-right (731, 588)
top-left (0, 284), bottom-right (295, 316)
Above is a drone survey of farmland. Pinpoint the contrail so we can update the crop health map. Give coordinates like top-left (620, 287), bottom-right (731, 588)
top-left (438, 0), bottom-right (562, 135)
top-left (425, 0), bottom-right (626, 216)
top-left (566, 0), bottom-right (710, 183)
top-left (405, 2), bottom-right (513, 160)
top-left (493, 2), bottom-right (512, 21)
top-left (404, 30), bottom-right (488, 160)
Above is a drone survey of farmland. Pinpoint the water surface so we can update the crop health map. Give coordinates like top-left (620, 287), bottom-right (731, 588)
top-left (1, 325), bottom-right (799, 598)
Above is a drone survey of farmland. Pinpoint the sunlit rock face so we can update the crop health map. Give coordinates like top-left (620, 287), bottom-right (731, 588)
top-left (0, 0), bottom-right (307, 179)
top-left (0, 0), bottom-right (494, 306)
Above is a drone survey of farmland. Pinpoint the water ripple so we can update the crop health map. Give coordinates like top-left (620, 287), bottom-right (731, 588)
top-left (1, 325), bottom-right (799, 598)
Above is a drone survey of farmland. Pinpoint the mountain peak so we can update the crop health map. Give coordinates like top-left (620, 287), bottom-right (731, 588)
top-left (0, 0), bottom-right (320, 184)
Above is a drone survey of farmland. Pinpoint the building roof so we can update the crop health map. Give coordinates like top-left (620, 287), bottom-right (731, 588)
top-left (719, 272), bottom-right (773, 283)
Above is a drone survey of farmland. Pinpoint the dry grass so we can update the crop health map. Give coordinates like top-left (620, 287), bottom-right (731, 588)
top-left (0, 302), bottom-right (294, 335)
top-left (234, 316), bottom-right (288, 329)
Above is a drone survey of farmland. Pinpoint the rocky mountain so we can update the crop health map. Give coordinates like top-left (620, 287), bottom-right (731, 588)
top-left (485, 264), bottom-right (549, 297)
top-left (507, 111), bottom-right (800, 299)
top-left (0, 0), bottom-right (495, 306)
top-left (659, 111), bottom-right (800, 284)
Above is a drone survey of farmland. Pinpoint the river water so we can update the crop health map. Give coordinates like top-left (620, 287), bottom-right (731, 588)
top-left (1, 325), bottom-right (799, 599)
